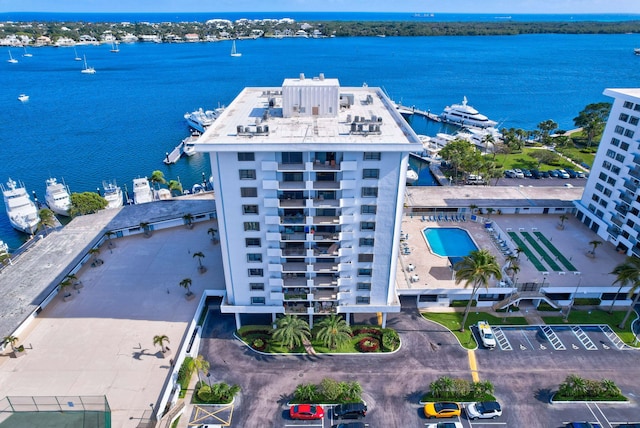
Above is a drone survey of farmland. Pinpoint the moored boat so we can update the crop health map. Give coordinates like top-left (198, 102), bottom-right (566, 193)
top-left (81, 54), bottom-right (96, 74)
top-left (1, 178), bottom-right (40, 234)
top-left (182, 132), bottom-right (201, 157)
top-left (45, 177), bottom-right (71, 216)
top-left (102, 180), bottom-right (123, 209)
top-left (406, 167), bottom-right (419, 185)
top-left (132, 177), bottom-right (153, 204)
top-left (184, 107), bottom-right (224, 133)
top-left (18, 94), bottom-right (29, 102)
top-left (440, 96), bottom-right (497, 128)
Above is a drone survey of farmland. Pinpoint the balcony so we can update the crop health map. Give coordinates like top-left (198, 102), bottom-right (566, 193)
top-left (283, 291), bottom-right (309, 301)
top-left (284, 303), bottom-right (310, 314)
top-left (313, 216), bottom-right (340, 225)
top-left (611, 215), bottom-right (624, 228)
top-left (314, 233), bottom-right (339, 242)
top-left (615, 203), bottom-right (629, 215)
top-left (630, 167), bottom-right (640, 181)
top-left (313, 198), bottom-right (340, 208)
top-left (607, 225), bottom-right (621, 237)
top-left (281, 232), bottom-right (306, 241)
top-left (282, 262), bottom-right (307, 272)
top-left (313, 181), bottom-right (340, 190)
top-left (282, 247), bottom-right (306, 256)
top-left (312, 290), bottom-right (338, 301)
top-left (314, 262), bottom-right (339, 273)
top-left (312, 160), bottom-right (340, 170)
top-left (279, 198), bottom-right (305, 208)
top-left (312, 276), bottom-right (338, 287)
top-left (620, 191), bottom-right (633, 205)
top-left (278, 162), bottom-right (305, 171)
top-left (624, 179), bottom-right (638, 193)
top-left (283, 275), bottom-right (307, 287)
top-left (279, 181), bottom-right (306, 190)
top-left (281, 215), bottom-right (306, 224)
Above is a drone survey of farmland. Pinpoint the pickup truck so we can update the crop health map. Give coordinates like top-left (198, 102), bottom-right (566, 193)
top-left (477, 321), bottom-right (496, 349)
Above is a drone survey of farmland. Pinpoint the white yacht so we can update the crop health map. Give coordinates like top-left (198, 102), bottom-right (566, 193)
top-left (182, 132), bottom-right (201, 157)
top-left (18, 94), bottom-right (29, 102)
top-left (1, 178), bottom-right (40, 234)
top-left (102, 180), bottom-right (123, 209)
top-left (44, 177), bottom-right (71, 216)
top-left (406, 167), bottom-right (419, 185)
top-left (440, 96), bottom-right (497, 128)
top-left (184, 107), bottom-right (224, 133)
top-left (132, 177), bottom-right (153, 204)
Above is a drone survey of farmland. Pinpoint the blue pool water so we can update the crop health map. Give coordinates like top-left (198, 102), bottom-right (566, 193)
top-left (423, 227), bottom-right (478, 257)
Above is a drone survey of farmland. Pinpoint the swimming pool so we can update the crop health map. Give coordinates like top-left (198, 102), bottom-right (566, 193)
top-left (423, 227), bottom-right (478, 257)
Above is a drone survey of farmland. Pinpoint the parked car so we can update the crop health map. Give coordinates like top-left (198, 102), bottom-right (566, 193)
top-left (549, 169), bottom-right (560, 178)
top-left (576, 170), bottom-right (587, 178)
top-left (540, 170), bottom-right (550, 178)
top-left (333, 402), bottom-right (367, 419)
top-left (331, 423), bottom-right (366, 428)
top-left (565, 168), bottom-right (578, 178)
top-left (513, 168), bottom-right (525, 178)
top-left (530, 169), bottom-right (541, 179)
top-left (424, 402), bottom-right (461, 419)
top-left (465, 401), bottom-right (502, 420)
top-left (290, 404), bottom-right (325, 420)
top-left (426, 423), bottom-right (463, 428)
top-left (504, 169), bottom-right (516, 178)
top-left (522, 168), bottom-right (532, 178)
top-left (616, 424), bottom-right (640, 428)
top-left (565, 423), bottom-right (602, 428)
top-left (558, 169), bottom-right (570, 179)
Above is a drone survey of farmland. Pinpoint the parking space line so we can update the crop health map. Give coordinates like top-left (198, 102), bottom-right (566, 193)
top-left (541, 325), bottom-right (566, 350)
top-left (600, 325), bottom-right (628, 349)
top-left (587, 402), bottom-right (613, 428)
top-left (493, 327), bottom-right (512, 351)
top-left (571, 326), bottom-right (598, 350)
top-left (519, 328), bottom-right (534, 350)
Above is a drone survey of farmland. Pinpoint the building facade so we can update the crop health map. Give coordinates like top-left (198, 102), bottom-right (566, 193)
top-left (575, 88), bottom-right (640, 256)
top-left (198, 74), bottom-right (422, 328)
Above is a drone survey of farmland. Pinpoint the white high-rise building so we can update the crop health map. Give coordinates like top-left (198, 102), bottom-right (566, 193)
top-left (198, 74), bottom-right (422, 328)
top-left (576, 88), bottom-right (640, 256)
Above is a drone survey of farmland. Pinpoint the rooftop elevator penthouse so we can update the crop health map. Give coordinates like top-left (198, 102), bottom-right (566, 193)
top-left (199, 74), bottom-right (421, 328)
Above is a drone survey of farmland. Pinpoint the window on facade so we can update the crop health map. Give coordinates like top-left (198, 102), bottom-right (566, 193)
top-left (357, 282), bottom-right (371, 291)
top-left (595, 183), bottom-right (604, 192)
top-left (630, 116), bottom-right (639, 125)
top-left (244, 222), bottom-right (260, 231)
top-left (240, 187), bottom-right (258, 197)
top-left (607, 177), bottom-right (616, 186)
top-left (611, 138), bottom-right (620, 147)
top-left (243, 204), bottom-right (259, 215)
top-left (358, 254), bottom-right (374, 263)
top-left (282, 152), bottom-right (303, 164)
top-left (247, 253), bottom-right (263, 263)
top-left (362, 168), bottom-right (379, 179)
top-left (588, 203), bottom-right (596, 213)
top-left (356, 296), bottom-right (370, 304)
top-left (624, 101), bottom-right (634, 109)
top-left (606, 149), bottom-right (616, 159)
top-left (603, 188), bottom-right (612, 197)
top-left (238, 152), bottom-right (255, 161)
top-left (625, 129), bottom-right (635, 139)
top-left (239, 169), bottom-right (256, 180)
top-left (620, 142), bottom-right (630, 151)
top-left (360, 221), bottom-right (376, 231)
top-left (361, 187), bottom-right (378, 198)
top-left (283, 172), bottom-right (303, 182)
top-left (359, 237), bottom-right (375, 246)
top-left (251, 297), bottom-right (266, 305)
top-left (248, 268), bottom-right (264, 277)
top-left (363, 152), bottom-right (381, 160)
top-left (591, 194), bottom-right (600, 203)
top-left (599, 199), bottom-right (608, 208)
top-left (598, 172), bottom-right (608, 181)
top-left (615, 153), bottom-right (626, 163)
top-left (250, 283), bottom-right (265, 291)
top-left (358, 268), bottom-right (372, 277)
top-left (361, 205), bottom-right (377, 214)
top-left (614, 125), bottom-right (625, 135)
top-left (635, 104), bottom-right (640, 111)
top-left (619, 113), bottom-right (630, 122)
top-left (246, 238), bottom-right (261, 247)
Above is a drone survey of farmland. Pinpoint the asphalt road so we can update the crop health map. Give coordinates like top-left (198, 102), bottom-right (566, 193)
top-left (197, 303), bottom-right (640, 428)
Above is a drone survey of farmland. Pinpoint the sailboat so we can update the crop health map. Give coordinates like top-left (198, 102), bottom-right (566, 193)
top-left (7, 49), bottom-right (18, 63)
top-left (22, 46), bottom-right (32, 57)
top-left (73, 47), bottom-right (82, 61)
top-left (80, 54), bottom-right (96, 74)
top-left (110, 40), bottom-right (120, 53)
top-left (230, 40), bottom-right (242, 57)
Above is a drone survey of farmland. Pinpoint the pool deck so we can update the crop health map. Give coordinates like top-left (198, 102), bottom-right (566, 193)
top-left (396, 213), bottom-right (625, 294)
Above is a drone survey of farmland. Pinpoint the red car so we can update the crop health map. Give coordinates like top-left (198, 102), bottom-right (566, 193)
top-left (290, 404), bottom-right (325, 420)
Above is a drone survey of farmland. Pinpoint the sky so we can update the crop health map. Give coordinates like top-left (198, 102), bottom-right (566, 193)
top-left (2, 0), bottom-right (640, 14)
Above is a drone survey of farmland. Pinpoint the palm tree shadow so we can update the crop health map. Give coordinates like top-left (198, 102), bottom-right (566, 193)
top-left (534, 388), bottom-right (553, 403)
top-left (404, 389), bottom-right (423, 404)
top-left (132, 349), bottom-right (150, 360)
top-left (277, 393), bottom-right (294, 406)
top-left (242, 347), bottom-right (275, 362)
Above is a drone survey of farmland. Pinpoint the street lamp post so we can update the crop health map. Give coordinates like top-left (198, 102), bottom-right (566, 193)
top-left (564, 274), bottom-right (582, 321)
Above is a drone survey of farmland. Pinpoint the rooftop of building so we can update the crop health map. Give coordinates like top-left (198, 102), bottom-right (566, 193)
top-left (604, 87), bottom-right (640, 99)
top-left (197, 74), bottom-right (422, 150)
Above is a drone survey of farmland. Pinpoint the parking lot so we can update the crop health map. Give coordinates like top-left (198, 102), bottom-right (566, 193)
top-left (477, 324), bottom-right (630, 352)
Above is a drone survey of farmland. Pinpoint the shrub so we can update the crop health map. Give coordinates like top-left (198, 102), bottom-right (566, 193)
top-left (177, 357), bottom-right (194, 398)
top-left (381, 329), bottom-right (400, 351)
top-left (252, 338), bottom-right (266, 351)
top-left (450, 300), bottom-right (477, 308)
top-left (555, 375), bottom-right (626, 401)
top-left (357, 337), bottom-right (379, 352)
top-left (352, 327), bottom-right (380, 337)
top-left (293, 378), bottom-right (363, 404)
top-left (424, 376), bottom-right (495, 402)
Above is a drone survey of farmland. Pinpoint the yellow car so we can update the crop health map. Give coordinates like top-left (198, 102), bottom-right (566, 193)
top-left (423, 402), bottom-right (461, 419)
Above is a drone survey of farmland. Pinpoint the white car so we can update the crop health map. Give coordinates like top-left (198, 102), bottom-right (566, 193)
top-left (466, 401), bottom-right (502, 420)
top-left (558, 169), bottom-right (570, 179)
top-left (477, 321), bottom-right (496, 349)
top-left (426, 423), bottom-right (463, 428)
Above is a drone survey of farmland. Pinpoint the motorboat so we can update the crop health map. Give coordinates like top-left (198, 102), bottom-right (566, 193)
top-left (132, 177), bottom-right (153, 204)
top-left (80, 54), bottom-right (96, 74)
top-left (182, 132), bottom-right (201, 157)
top-left (455, 126), bottom-right (501, 152)
top-left (44, 177), bottom-right (71, 216)
top-left (0, 240), bottom-right (8, 255)
top-left (406, 167), bottom-right (419, 185)
top-left (635, 48), bottom-right (640, 55)
top-left (440, 96), bottom-right (497, 128)
top-left (191, 183), bottom-right (205, 194)
top-left (18, 94), bottom-right (29, 102)
top-left (102, 180), bottom-right (123, 209)
top-left (184, 107), bottom-right (224, 133)
top-left (1, 178), bottom-right (40, 234)
top-left (157, 188), bottom-right (172, 200)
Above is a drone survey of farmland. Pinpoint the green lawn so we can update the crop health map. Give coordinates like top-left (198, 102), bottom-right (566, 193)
top-left (422, 312), bottom-right (528, 349)
top-left (493, 148), bottom-right (578, 172)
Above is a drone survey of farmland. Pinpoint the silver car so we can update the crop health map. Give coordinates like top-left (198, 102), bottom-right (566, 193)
top-left (465, 401), bottom-right (502, 420)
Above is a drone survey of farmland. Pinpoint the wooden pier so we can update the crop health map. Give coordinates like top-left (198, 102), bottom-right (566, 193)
top-left (163, 142), bottom-right (183, 165)
top-left (395, 103), bottom-right (441, 122)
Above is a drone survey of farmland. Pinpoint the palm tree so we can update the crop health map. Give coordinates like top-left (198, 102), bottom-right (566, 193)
top-left (194, 354), bottom-right (210, 384)
top-left (152, 334), bottom-right (170, 354)
top-left (183, 213), bottom-right (194, 229)
top-left (507, 262), bottom-right (520, 283)
top-left (105, 230), bottom-right (116, 249)
top-left (207, 227), bottom-right (218, 241)
top-left (193, 251), bottom-right (205, 272)
top-left (469, 204), bottom-right (478, 215)
top-left (2, 335), bottom-right (19, 352)
top-left (271, 314), bottom-right (311, 350)
top-left (610, 257), bottom-right (640, 328)
top-left (38, 208), bottom-right (56, 235)
top-left (454, 249), bottom-right (502, 332)
top-left (58, 277), bottom-right (72, 297)
top-left (485, 207), bottom-right (495, 219)
top-left (88, 248), bottom-right (101, 265)
top-left (341, 381), bottom-right (363, 402)
top-left (315, 315), bottom-right (352, 350)
top-left (294, 383), bottom-right (318, 402)
top-left (558, 214), bottom-right (569, 229)
top-left (140, 222), bottom-right (151, 237)
top-left (482, 133), bottom-right (494, 155)
top-left (179, 278), bottom-right (193, 296)
top-left (515, 246), bottom-right (524, 262)
top-left (149, 170), bottom-right (166, 190)
top-left (588, 240), bottom-right (602, 257)
top-left (168, 179), bottom-right (183, 196)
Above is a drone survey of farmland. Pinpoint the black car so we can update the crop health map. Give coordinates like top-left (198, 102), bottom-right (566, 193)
top-left (530, 169), bottom-right (541, 179)
top-left (616, 425), bottom-right (640, 428)
top-left (565, 168), bottom-right (578, 178)
top-left (540, 170), bottom-right (550, 178)
top-left (331, 423), bottom-right (366, 428)
top-left (333, 402), bottom-right (367, 419)
top-left (565, 423), bottom-right (602, 428)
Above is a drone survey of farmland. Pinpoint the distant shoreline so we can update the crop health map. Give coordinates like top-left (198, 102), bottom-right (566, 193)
top-left (1, 18), bottom-right (640, 45)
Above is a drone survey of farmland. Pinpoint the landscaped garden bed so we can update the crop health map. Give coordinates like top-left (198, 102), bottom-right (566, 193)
top-left (421, 376), bottom-right (496, 403)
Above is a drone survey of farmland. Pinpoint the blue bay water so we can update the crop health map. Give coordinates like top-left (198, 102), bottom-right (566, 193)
top-left (2, 32), bottom-right (640, 249)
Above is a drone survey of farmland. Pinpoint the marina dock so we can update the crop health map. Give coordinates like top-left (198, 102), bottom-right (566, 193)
top-left (163, 142), bottom-right (184, 164)
top-left (395, 103), bottom-right (441, 122)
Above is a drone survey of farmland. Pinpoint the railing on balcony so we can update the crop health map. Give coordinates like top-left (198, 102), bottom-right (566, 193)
top-left (278, 163), bottom-right (305, 171)
top-left (282, 247), bottom-right (306, 256)
top-left (630, 168), bottom-right (640, 181)
top-left (611, 215), bottom-right (624, 228)
top-left (313, 181), bottom-right (340, 190)
top-left (313, 277), bottom-right (338, 287)
top-left (624, 179), bottom-right (638, 193)
top-left (281, 232), bottom-right (306, 241)
top-left (621, 192), bottom-right (633, 205)
top-left (283, 292), bottom-right (308, 301)
top-left (607, 225), bottom-right (621, 237)
top-left (281, 215), bottom-right (306, 224)
top-left (283, 276), bottom-right (307, 287)
top-left (283, 262), bottom-right (308, 272)
top-left (314, 233), bottom-right (339, 241)
top-left (279, 181), bottom-right (306, 190)
top-left (312, 161), bottom-right (340, 170)
top-left (284, 303), bottom-right (310, 314)
top-left (313, 290), bottom-right (338, 300)
top-left (313, 198), bottom-right (340, 208)
top-left (313, 216), bottom-right (340, 225)
top-left (314, 262), bottom-right (339, 273)
top-left (279, 198), bottom-right (305, 208)
top-left (615, 203), bottom-right (629, 215)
